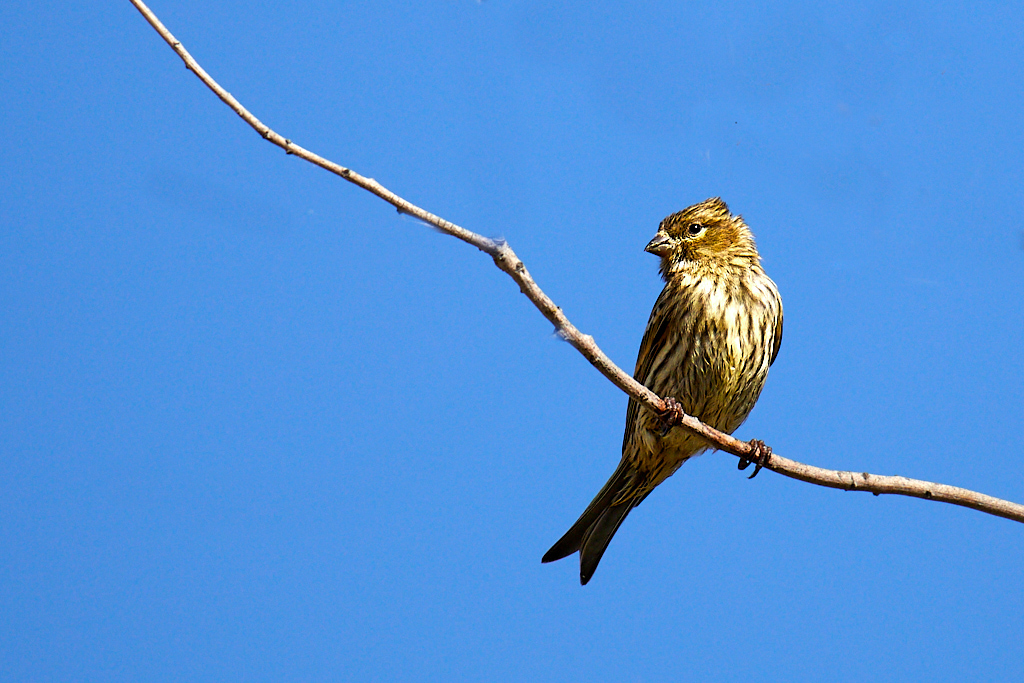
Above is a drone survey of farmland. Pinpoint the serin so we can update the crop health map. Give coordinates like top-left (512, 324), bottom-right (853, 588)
top-left (543, 197), bottom-right (784, 585)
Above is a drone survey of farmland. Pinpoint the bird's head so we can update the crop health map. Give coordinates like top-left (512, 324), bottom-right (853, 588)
top-left (645, 197), bottom-right (760, 279)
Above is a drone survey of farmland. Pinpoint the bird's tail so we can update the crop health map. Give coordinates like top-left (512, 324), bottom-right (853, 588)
top-left (542, 459), bottom-right (649, 585)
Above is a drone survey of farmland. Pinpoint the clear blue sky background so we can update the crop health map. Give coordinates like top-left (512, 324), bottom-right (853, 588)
top-left (2, 1), bottom-right (1023, 680)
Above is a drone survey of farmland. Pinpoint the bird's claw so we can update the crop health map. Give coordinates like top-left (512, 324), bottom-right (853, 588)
top-left (657, 397), bottom-right (686, 436)
top-left (738, 439), bottom-right (773, 479)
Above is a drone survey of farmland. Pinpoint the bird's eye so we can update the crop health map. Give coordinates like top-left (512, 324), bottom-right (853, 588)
top-left (686, 223), bottom-right (704, 237)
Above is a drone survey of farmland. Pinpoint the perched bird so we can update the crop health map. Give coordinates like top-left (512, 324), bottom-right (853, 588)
top-left (542, 197), bottom-right (783, 585)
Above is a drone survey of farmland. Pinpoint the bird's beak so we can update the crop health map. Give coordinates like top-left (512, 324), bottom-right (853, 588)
top-left (645, 232), bottom-right (673, 257)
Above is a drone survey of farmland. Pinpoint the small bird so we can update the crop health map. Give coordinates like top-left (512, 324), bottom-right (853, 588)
top-left (542, 197), bottom-right (783, 584)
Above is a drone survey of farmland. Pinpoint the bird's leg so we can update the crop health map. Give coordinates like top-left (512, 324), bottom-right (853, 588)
top-left (738, 439), bottom-right (773, 479)
top-left (657, 397), bottom-right (686, 436)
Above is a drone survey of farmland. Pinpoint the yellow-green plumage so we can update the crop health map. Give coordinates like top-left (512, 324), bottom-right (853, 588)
top-left (543, 198), bottom-right (783, 584)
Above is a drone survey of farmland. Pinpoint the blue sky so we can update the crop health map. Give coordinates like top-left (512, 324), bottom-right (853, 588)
top-left (2, 1), bottom-right (1024, 680)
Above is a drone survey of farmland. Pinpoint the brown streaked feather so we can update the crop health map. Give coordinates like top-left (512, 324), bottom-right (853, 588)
top-left (770, 308), bottom-right (784, 367)
top-left (621, 284), bottom-right (683, 455)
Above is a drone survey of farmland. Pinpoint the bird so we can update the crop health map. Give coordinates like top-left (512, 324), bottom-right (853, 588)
top-left (542, 197), bottom-right (783, 585)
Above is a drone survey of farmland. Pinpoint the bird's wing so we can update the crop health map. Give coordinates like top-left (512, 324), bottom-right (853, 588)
top-left (621, 285), bottom-right (677, 453)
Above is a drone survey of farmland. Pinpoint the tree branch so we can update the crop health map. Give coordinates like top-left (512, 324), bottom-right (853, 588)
top-left (129, 0), bottom-right (1024, 525)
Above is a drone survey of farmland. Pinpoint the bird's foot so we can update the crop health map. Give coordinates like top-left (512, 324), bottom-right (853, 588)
top-left (737, 439), bottom-right (773, 479)
top-left (657, 397), bottom-right (686, 436)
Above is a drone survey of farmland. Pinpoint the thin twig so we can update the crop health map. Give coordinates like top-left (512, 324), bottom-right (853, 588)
top-left (129, 0), bottom-right (1024, 525)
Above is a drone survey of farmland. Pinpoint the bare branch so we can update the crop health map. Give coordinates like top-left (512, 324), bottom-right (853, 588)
top-left (129, 0), bottom-right (1024, 525)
